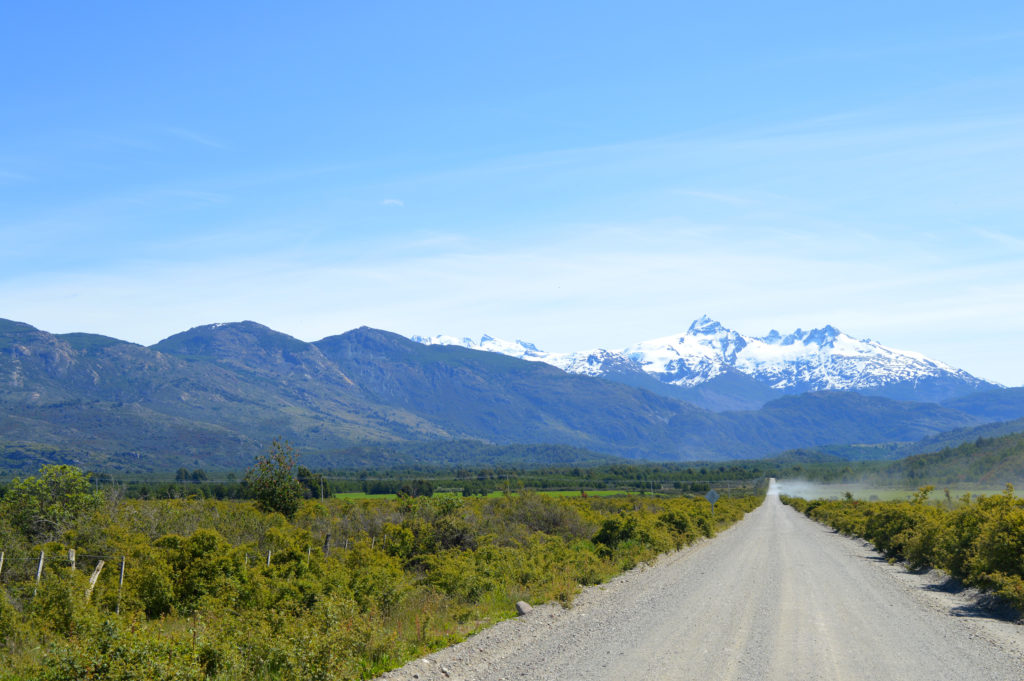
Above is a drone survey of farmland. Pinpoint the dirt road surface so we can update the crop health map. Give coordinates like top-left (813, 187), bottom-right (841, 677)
top-left (378, 481), bottom-right (1024, 681)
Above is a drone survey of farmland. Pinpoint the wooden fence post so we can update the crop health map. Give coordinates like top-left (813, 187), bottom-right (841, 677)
top-left (116, 556), bottom-right (125, 614)
top-left (33, 550), bottom-right (45, 597)
top-left (0, 550), bottom-right (5, 578)
top-left (86, 560), bottom-right (105, 602)
top-left (266, 550), bottom-right (272, 567)
top-left (69, 549), bottom-right (76, 571)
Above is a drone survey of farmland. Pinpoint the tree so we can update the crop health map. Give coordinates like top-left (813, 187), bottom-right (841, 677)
top-left (398, 479), bottom-right (434, 498)
top-left (296, 466), bottom-right (326, 499)
top-left (245, 440), bottom-right (304, 518)
top-left (0, 464), bottom-right (103, 542)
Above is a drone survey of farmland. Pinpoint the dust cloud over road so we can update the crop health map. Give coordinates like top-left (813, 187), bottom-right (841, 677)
top-left (379, 480), bottom-right (1024, 681)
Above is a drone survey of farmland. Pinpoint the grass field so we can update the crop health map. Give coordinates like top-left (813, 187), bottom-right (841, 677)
top-left (333, 489), bottom-right (646, 501)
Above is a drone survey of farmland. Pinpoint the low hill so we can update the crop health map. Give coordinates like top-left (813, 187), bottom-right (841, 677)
top-left (768, 415), bottom-right (1024, 462)
top-left (880, 430), bottom-right (1024, 486)
top-left (940, 387), bottom-right (1024, 422)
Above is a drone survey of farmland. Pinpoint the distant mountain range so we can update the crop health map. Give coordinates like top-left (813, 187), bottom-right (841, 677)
top-left (413, 316), bottom-right (1001, 410)
top-left (2, 317), bottom-right (1022, 472)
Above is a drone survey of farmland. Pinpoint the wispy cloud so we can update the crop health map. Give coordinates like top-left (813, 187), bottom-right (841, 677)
top-left (165, 127), bottom-right (226, 149)
top-left (673, 189), bottom-right (751, 205)
top-left (391, 232), bottom-right (466, 250)
top-left (768, 29), bottom-right (1024, 69)
top-left (974, 228), bottom-right (1024, 252)
top-left (159, 189), bottom-right (230, 205)
top-left (379, 198), bottom-right (404, 207)
top-left (0, 169), bottom-right (30, 183)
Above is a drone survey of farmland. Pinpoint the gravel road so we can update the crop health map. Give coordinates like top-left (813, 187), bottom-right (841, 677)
top-left (378, 481), bottom-right (1024, 681)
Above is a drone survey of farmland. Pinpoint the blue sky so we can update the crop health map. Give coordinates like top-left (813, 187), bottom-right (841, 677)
top-left (2, 2), bottom-right (1023, 385)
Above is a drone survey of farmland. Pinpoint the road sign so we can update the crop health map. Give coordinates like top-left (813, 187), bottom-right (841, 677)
top-left (706, 489), bottom-right (719, 513)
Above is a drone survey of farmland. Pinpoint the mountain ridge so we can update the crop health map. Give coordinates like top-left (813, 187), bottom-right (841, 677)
top-left (1, 318), bottom-right (1018, 472)
top-left (413, 316), bottom-right (1000, 410)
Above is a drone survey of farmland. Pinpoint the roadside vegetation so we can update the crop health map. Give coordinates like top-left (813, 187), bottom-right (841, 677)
top-left (781, 485), bottom-right (1024, 612)
top-left (0, 461), bottom-right (764, 680)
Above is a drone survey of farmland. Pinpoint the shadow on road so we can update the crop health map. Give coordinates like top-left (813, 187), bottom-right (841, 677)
top-left (922, 576), bottom-right (1022, 623)
top-left (850, 540), bottom-right (1024, 625)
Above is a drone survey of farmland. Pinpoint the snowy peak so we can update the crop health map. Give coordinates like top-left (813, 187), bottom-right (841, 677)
top-left (688, 314), bottom-right (726, 335)
top-left (684, 316), bottom-right (748, 358)
top-left (411, 319), bottom-right (998, 403)
top-left (411, 333), bottom-right (636, 377)
top-left (621, 318), bottom-right (750, 386)
top-left (410, 333), bottom-right (568, 367)
top-left (768, 324), bottom-right (840, 348)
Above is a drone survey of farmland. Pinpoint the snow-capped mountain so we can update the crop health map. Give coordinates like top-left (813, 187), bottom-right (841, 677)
top-left (409, 334), bottom-right (624, 377)
top-left (412, 317), bottom-right (1000, 408)
top-left (410, 334), bottom-right (557, 364)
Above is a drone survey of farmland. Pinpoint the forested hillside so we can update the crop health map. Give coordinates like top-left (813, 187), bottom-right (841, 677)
top-left (881, 431), bottom-right (1024, 485)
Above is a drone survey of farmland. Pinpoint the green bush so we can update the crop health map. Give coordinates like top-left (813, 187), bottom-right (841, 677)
top-left (41, 617), bottom-right (204, 681)
top-left (0, 588), bottom-right (16, 643)
top-left (965, 489), bottom-right (1024, 592)
top-left (424, 549), bottom-right (498, 603)
top-left (1, 465), bottom-right (102, 544)
top-left (130, 557), bottom-right (175, 618)
top-left (155, 528), bottom-right (246, 613)
top-left (344, 543), bottom-right (410, 614)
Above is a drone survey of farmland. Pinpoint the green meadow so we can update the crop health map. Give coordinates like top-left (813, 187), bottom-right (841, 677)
top-left (334, 489), bottom-right (643, 501)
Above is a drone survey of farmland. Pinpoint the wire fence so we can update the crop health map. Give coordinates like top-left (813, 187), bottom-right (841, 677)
top-left (0, 530), bottom-right (395, 602)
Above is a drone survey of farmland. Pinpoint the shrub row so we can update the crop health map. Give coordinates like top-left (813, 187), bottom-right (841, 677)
top-left (781, 486), bottom-right (1024, 610)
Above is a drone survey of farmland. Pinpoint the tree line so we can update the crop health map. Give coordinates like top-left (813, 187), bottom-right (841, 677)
top-left (0, 454), bottom-right (775, 504)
